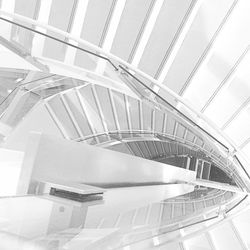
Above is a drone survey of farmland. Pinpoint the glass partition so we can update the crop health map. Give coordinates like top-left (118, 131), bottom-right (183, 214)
top-left (0, 188), bottom-right (245, 250)
top-left (0, 15), bottom-right (249, 189)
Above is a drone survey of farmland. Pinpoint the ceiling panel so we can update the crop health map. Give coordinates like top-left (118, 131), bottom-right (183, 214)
top-left (43, 0), bottom-right (77, 61)
top-left (110, 0), bottom-right (155, 61)
top-left (204, 77), bottom-right (250, 128)
top-left (224, 106), bottom-right (250, 146)
top-left (138, 0), bottom-right (192, 77)
top-left (80, 0), bottom-right (115, 46)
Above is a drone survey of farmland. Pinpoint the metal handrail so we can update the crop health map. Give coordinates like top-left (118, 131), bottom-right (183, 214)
top-left (0, 12), bottom-right (249, 187)
top-left (0, 12), bottom-right (237, 152)
top-left (0, 16), bottom-right (119, 71)
top-left (71, 129), bottom-right (245, 189)
top-left (0, 74), bottom-right (57, 115)
top-left (113, 194), bottom-right (248, 250)
top-left (119, 65), bottom-right (228, 151)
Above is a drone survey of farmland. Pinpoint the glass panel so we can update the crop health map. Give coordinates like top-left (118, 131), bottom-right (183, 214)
top-left (110, 0), bottom-right (155, 62)
top-left (147, 141), bottom-right (157, 158)
top-left (0, 87), bottom-right (19, 117)
top-left (154, 141), bottom-right (165, 156)
top-left (127, 96), bottom-right (140, 130)
top-left (136, 141), bottom-right (150, 159)
top-left (118, 210), bottom-right (135, 227)
top-left (185, 203), bottom-right (194, 215)
top-left (0, 68), bottom-right (28, 105)
top-left (186, 130), bottom-right (195, 143)
top-left (241, 142), bottom-right (250, 163)
top-left (202, 162), bottom-right (211, 180)
top-left (148, 203), bottom-right (161, 225)
top-left (0, 8), bottom-right (242, 164)
top-left (47, 95), bottom-right (79, 139)
top-left (126, 142), bottom-right (142, 157)
top-left (162, 142), bottom-right (171, 156)
top-left (173, 0), bottom-right (236, 109)
top-left (205, 199), bottom-right (214, 207)
top-left (1, 89), bottom-right (41, 127)
top-left (73, 44), bottom-right (101, 71)
top-left (176, 123), bottom-right (186, 139)
top-left (196, 160), bottom-right (202, 178)
top-left (0, 17), bottom-right (119, 83)
top-left (161, 203), bottom-right (172, 220)
top-left (142, 102), bottom-right (153, 131)
top-left (177, 144), bottom-right (184, 155)
top-left (33, 77), bottom-right (77, 97)
top-left (137, 0), bottom-right (192, 77)
top-left (170, 143), bottom-right (178, 155)
top-left (63, 90), bottom-right (92, 137)
top-left (224, 105), bottom-right (250, 146)
top-left (0, 189), bottom-right (241, 250)
top-left (184, 0), bottom-right (250, 109)
top-left (233, 209), bottom-right (250, 248)
top-left (78, 85), bottom-right (105, 134)
top-left (205, 77), bottom-right (250, 128)
top-left (154, 109), bottom-right (165, 133)
top-left (112, 91), bottom-right (129, 131)
top-left (185, 234), bottom-right (212, 249)
top-left (173, 203), bottom-right (183, 218)
top-left (43, 0), bottom-right (77, 61)
top-left (107, 143), bottom-right (133, 155)
top-left (196, 137), bottom-right (204, 147)
top-left (93, 134), bottom-right (110, 144)
top-left (84, 137), bottom-right (97, 145)
top-left (165, 113), bottom-right (176, 136)
top-left (133, 206), bottom-right (149, 226)
top-left (210, 222), bottom-right (243, 250)
top-left (95, 86), bottom-right (117, 131)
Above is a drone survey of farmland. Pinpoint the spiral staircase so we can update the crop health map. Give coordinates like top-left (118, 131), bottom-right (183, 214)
top-left (0, 0), bottom-right (250, 249)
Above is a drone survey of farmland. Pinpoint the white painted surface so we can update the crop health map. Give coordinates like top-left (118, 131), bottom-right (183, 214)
top-left (0, 148), bottom-right (24, 196)
top-left (18, 133), bottom-right (196, 194)
top-left (95, 0), bottom-right (126, 74)
top-left (64, 0), bottom-right (89, 65)
top-left (0, 0), bottom-right (15, 39)
top-left (85, 184), bottom-right (194, 225)
top-left (0, 44), bottom-right (39, 71)
top-left (3, 103), bottom-right (63, 151)
top-left (31, 0), bottom-right (52, 57)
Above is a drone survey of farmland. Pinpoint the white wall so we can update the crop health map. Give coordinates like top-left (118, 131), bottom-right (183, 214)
top-left (17, 133), bottom-right (196, 194)
top-left (3, 103), bottom-right (63, 151)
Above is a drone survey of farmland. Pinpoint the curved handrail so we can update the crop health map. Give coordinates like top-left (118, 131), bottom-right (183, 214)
top-left (0, 11), bottom-right (240, 153)
top-left (0, 11), bottom-right (249, 187)
top-left (163, 190), bottom-right (229, 204)
top-left (116, 194), bottom-right (248, 249)
top-left (71, 129), bottom-right (246, 189)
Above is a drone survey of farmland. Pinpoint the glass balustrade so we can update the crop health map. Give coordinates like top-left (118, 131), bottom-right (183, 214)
top-left (0, 187), bottom-right (245, 250)
top-left (0, 7), bottom-right (249, 250)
